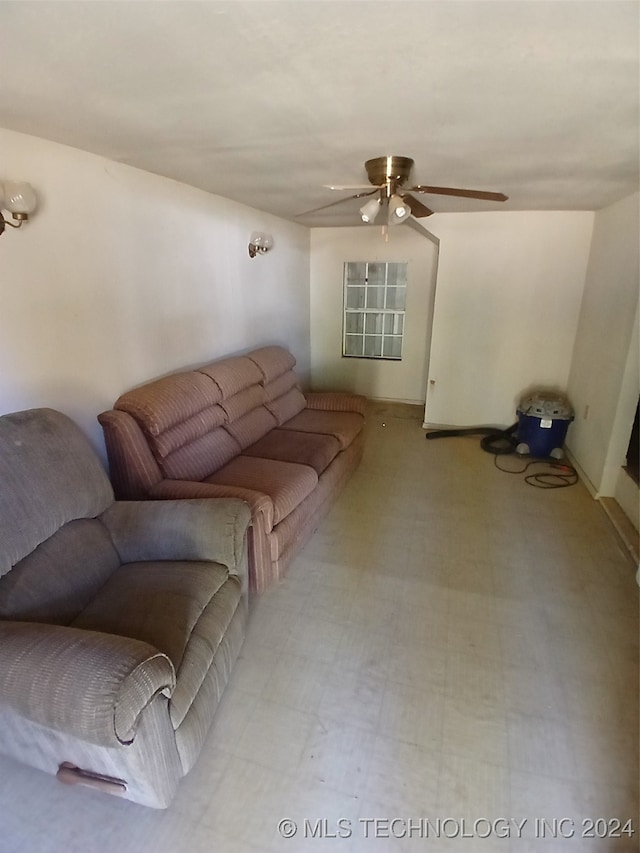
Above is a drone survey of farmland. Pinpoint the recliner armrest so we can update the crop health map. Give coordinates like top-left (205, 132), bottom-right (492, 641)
top-left (305, 392), bottom-right (367, 417)
top-left (100, 498), bottom-right (251, 573)
top-left (0, 622), bottom-right (175, 748)
top-left (149, 480), bottom-right (274, 533)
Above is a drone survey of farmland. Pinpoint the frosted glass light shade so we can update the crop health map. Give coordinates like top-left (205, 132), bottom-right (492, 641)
top-left (249, 231), bottom-right (273, 250)
top-left (359, 197), bottom-right (381, 223)
top-left (389, 194), bottom-right (410, 224)
top-left (3, 182), bottom-right (37, 217)
top-left (248, 231), bottom-right (274, 257)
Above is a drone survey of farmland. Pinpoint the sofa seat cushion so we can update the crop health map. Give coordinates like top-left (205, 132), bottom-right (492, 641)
top-left (279, 410), bottom-right (364, 450)
top-left (242, 429), bottom-right (341, 475)
top-left (205, 456), bottom-right (318, 526)
top-left (71, 561), bottom-right (241, 729)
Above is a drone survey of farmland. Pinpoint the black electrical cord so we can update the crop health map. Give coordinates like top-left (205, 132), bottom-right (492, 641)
top-left (493, 455), bottom-right (579, 489)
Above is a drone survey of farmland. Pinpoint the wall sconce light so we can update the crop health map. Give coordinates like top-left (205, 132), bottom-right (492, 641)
top-left (0, 181), bottom-right (37, 236)
top-left (248, 231), bottom-right (273, 258)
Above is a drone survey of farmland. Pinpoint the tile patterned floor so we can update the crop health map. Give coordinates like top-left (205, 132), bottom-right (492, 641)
top-left (1, 408), bottom-right (638, 851)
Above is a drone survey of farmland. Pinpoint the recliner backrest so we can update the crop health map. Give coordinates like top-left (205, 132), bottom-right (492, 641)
top-left (0, 408), bottom-right (114, 578)
top-left (0, 408), bottom-right (118, 623)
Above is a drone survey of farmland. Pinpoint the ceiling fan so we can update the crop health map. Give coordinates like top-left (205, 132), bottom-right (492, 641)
top-left (300, 155), bottom-right (508, 224)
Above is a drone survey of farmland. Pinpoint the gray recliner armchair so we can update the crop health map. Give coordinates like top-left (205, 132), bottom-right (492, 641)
top-left (0, 408), bottom-right (251, 808)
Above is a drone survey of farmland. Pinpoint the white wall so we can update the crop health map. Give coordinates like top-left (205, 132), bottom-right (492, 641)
top-left (309, 225), bottom-right (439, 404)
top-left (0, 128), bottom-right (311, 461)
top-left (566, 192), bottom-right (639, 498)
top-left (423, 211), bottom-right (594, 427)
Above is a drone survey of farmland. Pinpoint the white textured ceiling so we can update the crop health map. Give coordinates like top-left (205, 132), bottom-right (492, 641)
top-left (0, 1), bottom-right (638, 226)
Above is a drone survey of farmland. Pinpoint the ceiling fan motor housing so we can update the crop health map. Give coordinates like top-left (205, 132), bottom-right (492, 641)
top-left (365, 156), bottom-right (414, 188)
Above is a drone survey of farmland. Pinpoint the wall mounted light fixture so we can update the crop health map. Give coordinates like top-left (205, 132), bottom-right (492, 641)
top-left (0, 182), bottom-right (37, 237)
top-left (248, 231), bottom-right (273, 258)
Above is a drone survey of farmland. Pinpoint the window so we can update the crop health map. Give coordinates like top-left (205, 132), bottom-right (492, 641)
top-left (342, 261), bottom-right (407, 360)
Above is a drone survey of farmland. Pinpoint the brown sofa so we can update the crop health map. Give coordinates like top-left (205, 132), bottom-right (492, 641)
top-left (99, 346), bottom-right (366, 593)
top-left (0, 408), bottom-right (251, 808)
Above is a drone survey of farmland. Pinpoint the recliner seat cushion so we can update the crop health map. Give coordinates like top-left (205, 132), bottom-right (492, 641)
top-left (242, 429), bottom-right (341, 475)
top-left (71, 560), bottom-right (241, 731)
top-left (205, 456), bottom-right (318, 525)
top-left (278, 409), bottom-right (364, 449)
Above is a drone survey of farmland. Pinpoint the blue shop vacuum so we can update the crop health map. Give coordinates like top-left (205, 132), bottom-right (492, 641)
top-left (514, 391), bottom-right (574, 459)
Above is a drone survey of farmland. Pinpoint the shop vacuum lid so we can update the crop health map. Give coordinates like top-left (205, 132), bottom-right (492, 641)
top-left (517, 391), bottom-right (573, 421)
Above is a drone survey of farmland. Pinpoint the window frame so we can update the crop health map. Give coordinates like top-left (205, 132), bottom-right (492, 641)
top-left (342, 261), bottom-right (408, 361)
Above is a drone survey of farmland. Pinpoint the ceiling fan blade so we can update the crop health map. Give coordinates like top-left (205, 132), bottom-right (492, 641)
top-left (401, 193), bottom-right (434, 218)
top-left (409, 185), bottom-right (508, 202)
top-left (296, 189), bottom-right (378, 217)
top-left (324, 184), bottom-right (380, 191)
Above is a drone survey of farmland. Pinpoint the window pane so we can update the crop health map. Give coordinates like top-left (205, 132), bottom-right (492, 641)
top-left (364, 313), bottom-right (383, 334)
top-left (344, 334), bottom-right (363, 356)
top-left (386, 263), bottom-right (407, 286)
top-left (367, 263), bottom-right (386, 285)
top-left (366, 287), bottom-right (385, 309)
top-left (364, 335), bottom-right (382, 357)
top-left (383, 313), bottom-right (404, 335)
top-left (385, 286), bottom-right (407, 310)
top-left (345, 262), bottom-right (366, 284)
top-left (345, 286), bottom-right (365, 309)
top-left (345, 313), bottom-right (364, 334)
top-left (383, 336), bottom-right (403, 359)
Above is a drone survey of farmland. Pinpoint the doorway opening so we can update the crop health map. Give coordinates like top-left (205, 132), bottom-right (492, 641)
top-left (624, 398), bottom-right (639, 484)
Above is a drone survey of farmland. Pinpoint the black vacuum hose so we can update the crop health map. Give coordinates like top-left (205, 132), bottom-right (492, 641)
top-left (426, 423), bottom-right (518, 455)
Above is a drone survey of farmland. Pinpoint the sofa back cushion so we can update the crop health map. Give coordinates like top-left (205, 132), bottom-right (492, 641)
top-left (246, 347), bottom-right (307, 427)
top-left (248, 346), bottom-right (296, 384)
top-left (198, 356), bottom-right (263, 398)
top-left (114, 371), bottom-right (240, 481)
top-left (266, 387), bottom-right (307, 426)
top-left (115, 371), bottom-right (223, 436)
top-left (0, 519), bottom-right (121, 624)
top-left (160, 428), bottom-right (241, 482)
top-left (263, 370), bottom-right (299, 403)
top-left (199, 357), bottom-right (277, 451)
top-left (0, 409), bottom-right (114, 580)
top-left (110, 347), bottom-right (307, 483)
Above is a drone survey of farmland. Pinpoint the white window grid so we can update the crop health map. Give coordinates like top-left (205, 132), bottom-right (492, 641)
top-left (342, 261), bottom-right (408, 360)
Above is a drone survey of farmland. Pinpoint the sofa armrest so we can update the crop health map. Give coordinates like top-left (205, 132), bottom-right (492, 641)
top-left (98, 409), bottom-right (163, 499)
top-left (0, 622), bottom-right (175, 748)
top-left (149, 479), bottom-right (275, 533)
top-left (100, 498), bottom-right (251, 573)
top-left (305, 392), bottom-right (367, 417)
